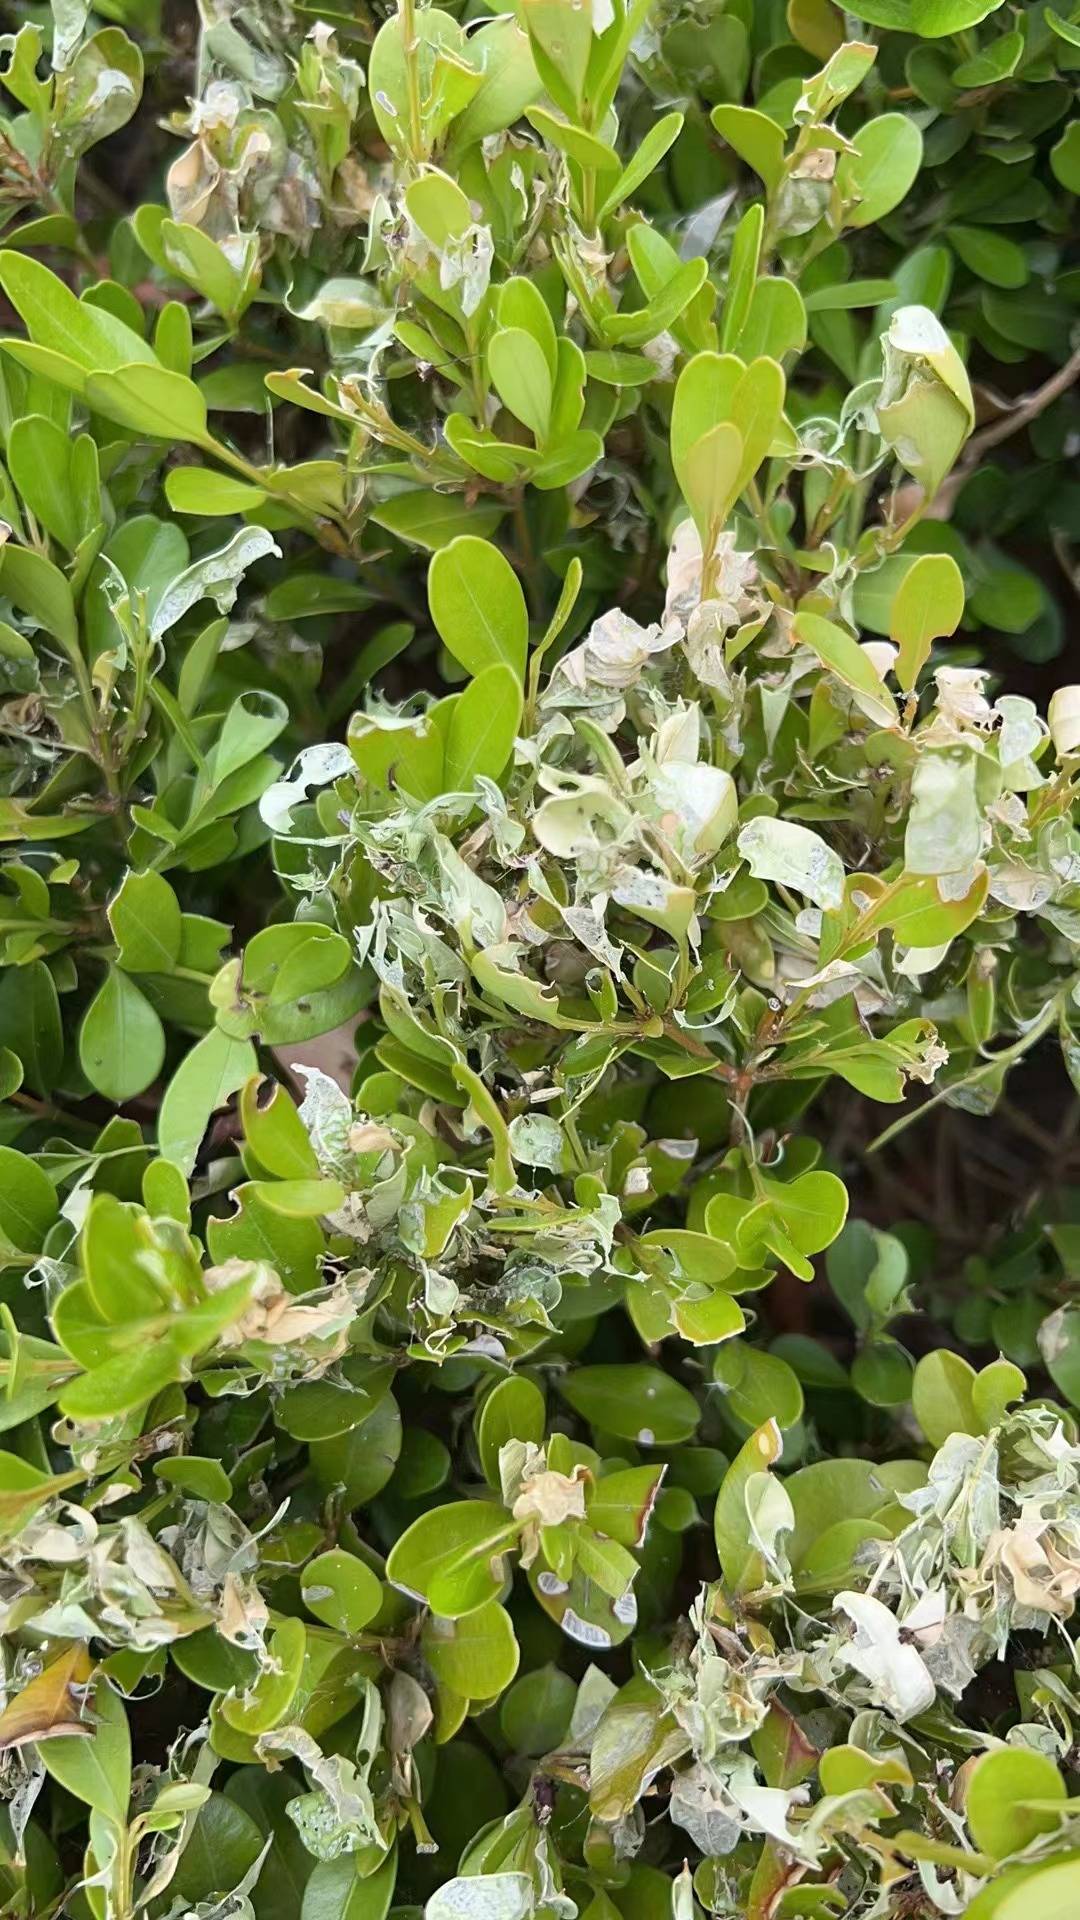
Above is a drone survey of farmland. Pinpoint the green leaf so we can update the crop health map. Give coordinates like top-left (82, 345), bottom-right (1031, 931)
top-left (38, 1677), bottom-right (131, 1827)
top-left (301, 1850), bottom-right (398, 1920)
top-left (476, 1377), bottom-right (546, 1488)
top-left (794, 610), bottom-right (898, 725)
top-left (582, 350), bottom-right (656, 386)
top-left (78, 968), bottom-right (165, 1102)
top-left (421, 1601), bottom-right (520, 1700)
top-left (682, 423), bottom-right (744, 549)
top-left (851, 1340), bottom-right (914, 1407)
top-left (672, 352), bottom-right (784, 540)
top-left (605, 252), bottom-right (709, 348)
top-left (966, 1748), bottom-right (1067, 1860)
top-left (155, 1455), bottom-right (232, 1500)
top-left (804, 280), bottom-right (897, 313)
top-left (240, 1077), bottom-right (319, 1181)
top-left (714, 1420), bottom-right (785, 1594)
top-left (264, 572), bottom-right (368, 623)
top-left (866, 868), bottom-right (988, 948)
top-left (877, 306), bottom-right (974, 500)
top-left (404, 172), bottom-right (472, 249)
top-left (309, 1393), bottom-right (402, 1506)
top-left (109, 869), bottom-right (183, 973)
top-left (585, 1466), bottom-right (666, 1547)
top-left (7, 415), bottom-right (81, 550)
top-left (598, 111), bottom-right (684, 220)
top-left (951, 26), bottom-right (1023, 82)
top-left (0, 250), bottom-right (157, 387)
top-left (524, 107), bottom-right (619, 174)
top-left (209, 687), bottom-right (289, 784)
top-left (205, 1182), bottom-right (320, 1290)
top-left (444, 663), bottom-right (523, 790)
top-left (499, 278), bottom-right (557, 378)
top-left (838, 114), bottom-right (923, 230)
top-left (729, 355), bottom-right (786, 497)
top-left (969, 557), bottom-right (1043, 636)
top-left (971, 1358), bottom-right (1025, 1431)
top-left (711, 105), bottom-right (785, 191)
top-left (301, 1549), bottom-right (383, 1635)
top-left (428, 537), bottom-right (529, 681)
top-left (488, 328), bottom-right (553, 441)
top-left (911, 1350), bottom-right (978, 1447)
top-left (713, 1342), bottom-right (804, 1432)
top-left (770, 1171), bottom-right (850, 1250)
top-left (673, 361), bottom-right (745, 506)
top-left (889, 552), bottom-right (965, 692)
top-left (369, 491), bottom-right (504, 551)
top-left (367, 9), bottom-right (468, 155)
top-left (0, 546), bottom-right (79, 650)
top-left (721, 204), bottom-right (764, 353)
top-left (386, 1501), bottom-right (518, 1617)
top-left (520, 0), bottom-right (593, 113)
top-left (947, 226), bottom-right (1029, 291)
top-left (846, 0), bottom-right (1005, 31)
top-left (160, 219), bottom-right (250, 319)
top-left (735, 278), bottom-right (807, 359)
top-left (786, 1456), bottom-right (903, 1577)
top-left (155, 300), bottom-right (193, 376)
top-left (58, 1336), bottom-right (188, 1420)
top-left (500, 1667), bottom-right (575, 1755)
top-left (559, 1365), bottom-right (700, 1446)
top-left (221, 1619), bottom-right (305, 1735)
top-left (85, 363), bottom-right (209, 442)
top-left (158, 1028), bottom-right (257, 1175)
top-left (80, 1194), bottom-right (161, 1323)
top-left (446, 15), bottom-right (540, 153)
top-left (964, 1859), bottom-right (1080, 1920)
top-left (1051, 122), bottom-right (1080, 194)
top-left (0, 1147), bottom-right (58, 1254)
top-left (165, 468), bottom-right (269, 515)
top-left (171, 1793), bottom-right (265, 1908)
top-left (0, 960), bottom-right (63, 1095)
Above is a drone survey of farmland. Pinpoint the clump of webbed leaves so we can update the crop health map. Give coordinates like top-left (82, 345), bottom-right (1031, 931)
top-left (7, 303), bottom-right (1080, 1916)
top-left (3, 1147), bottom-right (1080, 1920)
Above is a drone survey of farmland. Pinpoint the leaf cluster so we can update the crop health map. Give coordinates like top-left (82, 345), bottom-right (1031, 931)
top-left (0, 6), bottom-right (1079, 1920)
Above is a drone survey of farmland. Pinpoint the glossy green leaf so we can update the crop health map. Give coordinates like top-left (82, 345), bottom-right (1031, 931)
top-left (301, 1550), bottom-right (383, 1636)
top-left (78, 968), bottom-right (165, 1101)
top-left (428, 537), bottom-right (529, 681)
top-left (559, 1366), bottom-right (700, 1447)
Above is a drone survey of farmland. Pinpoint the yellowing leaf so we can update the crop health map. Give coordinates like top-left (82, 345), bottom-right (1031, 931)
top-left (0, 1643), bottom-right (92, 1751)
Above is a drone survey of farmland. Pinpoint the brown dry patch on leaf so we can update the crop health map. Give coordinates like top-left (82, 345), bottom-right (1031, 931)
top-left (0, 1643), bottom-right (92, 1751)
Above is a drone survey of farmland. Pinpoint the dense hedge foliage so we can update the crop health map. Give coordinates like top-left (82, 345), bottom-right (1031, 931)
top-left (1, 2), bottom-right (1079, 1918)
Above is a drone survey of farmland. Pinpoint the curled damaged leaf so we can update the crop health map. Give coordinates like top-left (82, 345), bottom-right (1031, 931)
top-left (737, 817), bottom-right (846, 910)
top-left (0, 1642), bottom-right (93, 1749)
top-left (427, 1875), bottom-right (534, 1920)
top-left (832, 1591), bottom-right (935, 1722)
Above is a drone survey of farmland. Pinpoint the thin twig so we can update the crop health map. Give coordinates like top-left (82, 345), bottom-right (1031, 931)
top-left (961, 345), bottom-right (1080, 464)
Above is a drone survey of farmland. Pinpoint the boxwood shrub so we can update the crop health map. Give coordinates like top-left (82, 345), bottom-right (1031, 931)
top-left (0, 3), bottom-right (1078, 1919)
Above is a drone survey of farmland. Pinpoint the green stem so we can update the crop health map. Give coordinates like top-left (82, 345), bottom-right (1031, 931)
top-left (203, 436), bottom-right (349, 553)
top-left (867, 989), bottom-right (1069, 1156)
top-left (54, 625), bottom-right (122, 799)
